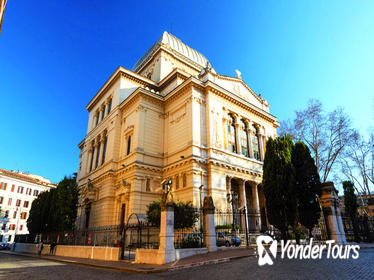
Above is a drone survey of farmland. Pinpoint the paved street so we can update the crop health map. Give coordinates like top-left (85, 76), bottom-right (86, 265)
top-left (1, 249), bottom-right (374, 280)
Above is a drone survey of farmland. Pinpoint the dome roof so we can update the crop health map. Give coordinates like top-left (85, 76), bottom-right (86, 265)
top-left (133, 31), bottom-right (209, 72)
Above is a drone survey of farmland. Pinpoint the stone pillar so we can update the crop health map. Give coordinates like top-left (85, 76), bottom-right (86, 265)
top-left (226, 177), bottom-right (233, 226)
top-left (157, 203), bottom-right (176, 264)
top-left (234, 123), bottom-right (241, 155)
top-left (240, 180), bottom-right (249, 234)
top-left (335, 205), bottom-right (347, 243)
top-left (203, 196), bottom-right (217, 252)
top-left (245, 120), bottom-right (254, 159)
top-left (319, 182), bottom-right (347, 244)
top-left (258, 129), bottom-right (265, 161)
top-left (251, 184), bottom-right (261, 233)
top-left (231, 113), bottom-right (240, 155)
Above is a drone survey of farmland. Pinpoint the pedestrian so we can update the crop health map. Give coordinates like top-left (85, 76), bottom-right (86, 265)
top-left (50, 242), bottom-right (56, 255)
top-left (38, 241), bottom-right (44, 256)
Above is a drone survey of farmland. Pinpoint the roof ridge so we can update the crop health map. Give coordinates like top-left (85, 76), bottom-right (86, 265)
top-left (132, 31), bottom-right (209, 72)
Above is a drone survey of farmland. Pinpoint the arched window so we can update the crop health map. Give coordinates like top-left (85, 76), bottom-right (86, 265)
top-left (95, 142), bottom-right (101, 169)
top-left (240, 120), bottom-right (249, 157)
top-left (175, 176), bottom-right (179, 189)
top-left (183, 174), bottom-right (187, 188)
top-left (89, 144), bottom-right (95, 172)
top-left (107, 98), bottom-right (112, 114)
top-left (226, 114), bottom-right (237, 153)
top-left (101, 135), bottom-right (107, 165)
top-left (252, 125), bottom-right (260, 160)
top-left (126, 135), bottom-right (132, 155)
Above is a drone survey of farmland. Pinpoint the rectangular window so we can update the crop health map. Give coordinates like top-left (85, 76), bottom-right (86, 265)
top-left (4, 210), bottom-right (9, 218)
top-left (20, 186), bottom-right (24, 194)
top-left (9, 224), bottom-right (15, 230)
top-left (33, 190), bottom-right (39, 196)
top-left (107, 98), bottom-right (112, 114)
top-left (8, 198), bottom-right (12, 206)
top-left (20, 225), bottom-right (23, 231)
top-left (21, 212), bottom-right (27, 219)
top-left (0, 182), bottom-right (7, 190)
top-left (11, 184), bottom-right (15, 192)
top-left (101, 136), bottom-right (107, 165)
top-left (95, 112), bottom-right (100, 126)
top-left (127, 135), bottom-right (132, 155)
top-left (13, 211), bottom-right (17, 219)
top-left (95, 142), bottom-right (101, 169)
top-left (24, 201), bottom-right (29, 208)
top-left (16, 199), bottom-right (21, 206)
top-left (89, 147), bottom-right (95, 172)
top-left (0, 196), bottom-right (3, 204)
top-left (101, 105), bottom-right (106, 120)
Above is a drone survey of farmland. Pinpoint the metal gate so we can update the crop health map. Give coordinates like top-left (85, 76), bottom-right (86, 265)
top-left (120, 213), bottom-right (159, 260)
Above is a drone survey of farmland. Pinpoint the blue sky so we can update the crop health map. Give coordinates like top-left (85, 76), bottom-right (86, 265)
top-left (0, 1), bottom-right (373, 183)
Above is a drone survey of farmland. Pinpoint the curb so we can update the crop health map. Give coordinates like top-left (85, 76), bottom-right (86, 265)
top-left (1, 251), bottom-right (253, 274)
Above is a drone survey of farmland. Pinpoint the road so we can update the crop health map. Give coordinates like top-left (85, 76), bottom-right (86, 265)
top-left (1, 249), bottom-right (374, 280)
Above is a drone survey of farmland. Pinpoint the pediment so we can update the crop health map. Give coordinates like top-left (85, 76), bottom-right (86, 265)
top-left (214, 75), bottom-right (269, 112)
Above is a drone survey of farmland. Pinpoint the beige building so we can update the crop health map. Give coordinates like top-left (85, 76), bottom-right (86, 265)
top-left (76, 31), bottom-right (279, 232)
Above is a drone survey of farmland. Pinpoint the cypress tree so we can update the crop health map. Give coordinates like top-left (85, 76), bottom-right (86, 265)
top-left (292, 142), bottom-right (322, 237)
top-left (263, 135), bottom-right (296, 240)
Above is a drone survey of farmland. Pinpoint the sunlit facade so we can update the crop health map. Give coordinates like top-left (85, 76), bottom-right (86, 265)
top-left (76, 32), bottom-right (279, 232)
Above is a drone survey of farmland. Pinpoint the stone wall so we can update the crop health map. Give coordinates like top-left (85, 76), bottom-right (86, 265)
top-left (13, 243), bottom-right (120, 261)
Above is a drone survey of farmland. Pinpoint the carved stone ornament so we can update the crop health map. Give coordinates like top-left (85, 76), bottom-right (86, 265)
top-left (203, 196), bottom-right (215, 214)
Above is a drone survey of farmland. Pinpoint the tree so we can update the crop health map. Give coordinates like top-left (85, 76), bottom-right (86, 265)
top-left (292, 142), bottom-right (322, 236)
top-left (279, 99), bottom-right (352, 182)
top-left (340, 130), bottom-right (373, 198)
top-left (343, 181), bottom-right (360, 242)
top-left (146, 200), bottom-right (198, 229)
top-left (263, 135), bottom-right (296, 240)
top-left (27, 175), bottom-right (79, 234)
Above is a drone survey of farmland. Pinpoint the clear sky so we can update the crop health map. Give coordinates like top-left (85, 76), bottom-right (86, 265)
top-left (0, 1), bottom-right (373, 183)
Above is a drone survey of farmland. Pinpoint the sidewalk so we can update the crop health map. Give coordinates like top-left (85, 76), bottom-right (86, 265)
top-left (1, 247), bottom-right (254, 274)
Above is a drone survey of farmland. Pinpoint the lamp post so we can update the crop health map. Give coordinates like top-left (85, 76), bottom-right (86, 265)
top-left (227, 192), bottom-right (239, 233)
top-left (14, 207), bottom-right (20, 244)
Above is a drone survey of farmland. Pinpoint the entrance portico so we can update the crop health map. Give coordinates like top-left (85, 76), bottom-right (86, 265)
top-left (226, 176), bottom-right (267, 234)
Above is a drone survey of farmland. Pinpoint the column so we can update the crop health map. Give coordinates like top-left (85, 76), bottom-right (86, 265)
top-left (240, 180), bottom-right (249, 235)
top-left (233, 114), bottom-right (241, 155)
top-left (335, 205), bottom-right (347, 243)
top-left (158, 204), bottom-right (176, 264)
top-left (245, 120), bottom-right (254, 158)
top-left (251, 184), bottom-right (261, 233)
top-left (203, 196), bottom-right (218, 252)
top-left (226, 177), bottom-right (233, 226)
top-left (258, 126), bottom-right (265, 161)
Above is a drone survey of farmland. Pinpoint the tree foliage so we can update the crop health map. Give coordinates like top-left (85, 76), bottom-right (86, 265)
top-left (292, 142), bottom-right (322, 233)
top-left (343, 181), bottom-right (360, 242)
top-left (343, 181), bottom-right (359, 220)
top-left (279, 99), bottom-right (352, 182)
top-left (340, 130), bottom-right (373, 197)
top-left (27, 175), bottom-right (79, 234)
top-left (146, 200), bottom-right (198, 229)
top-left (263, 135), bottom-right (296, 239)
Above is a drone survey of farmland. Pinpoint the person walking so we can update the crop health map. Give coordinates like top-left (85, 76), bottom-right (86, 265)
top-left (38, 241), bottom-right (44, 256)
top-left (50, 242), bottom-right (56, 255)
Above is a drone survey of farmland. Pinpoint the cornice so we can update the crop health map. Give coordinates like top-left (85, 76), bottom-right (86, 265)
top-left (205, 82), bottom-right (277, 124)
top-left (86, 66), bottom-right (157, 111)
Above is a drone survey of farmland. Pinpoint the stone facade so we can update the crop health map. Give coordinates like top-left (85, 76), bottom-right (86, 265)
top-left (76, 31), bottom-right (279, 231)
